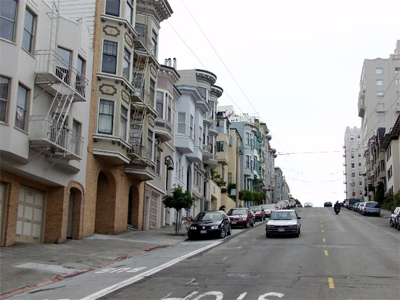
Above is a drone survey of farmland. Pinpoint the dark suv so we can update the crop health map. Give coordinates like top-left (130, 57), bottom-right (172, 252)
top-left (324, 202), bottom-right (332, 207)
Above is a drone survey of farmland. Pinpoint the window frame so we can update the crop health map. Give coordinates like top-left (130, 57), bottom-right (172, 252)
top-left (0, 0), bottom-right (18, 42)
top-left (102, 40), bottom-right (118, 74)
top-left (123, 47), bottom-right (131, 81)
top-left (105, 0), bottom-right (120, 17)
top-left (125, 0), bottom-right (134, 25)
top-left (0, 76), bottom-right (10, 123)
top-left (15, 83), bottom-right (30, 131)
top-left (120, 105), bottom-right (128, 140)
top-left (156, 91), bottom-right (164, 117)
top-left (22, 7), bottom-right (36, 53)
top-left (177, 112), bottom-right (185, 134)
top-left (98, 99), bottom-right (115, 135)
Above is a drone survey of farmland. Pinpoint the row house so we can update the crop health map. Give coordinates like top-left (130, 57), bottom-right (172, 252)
top-left (0, 0), bottom-right (92, 246)
top-left (357, 40), bottom-right (400, 200)
top-left (172, 68), bottom-right (222, 219)
top-left (273, 167), bottom-right (290, 202)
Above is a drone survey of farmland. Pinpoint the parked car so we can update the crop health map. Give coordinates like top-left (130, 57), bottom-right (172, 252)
top-left (359, 201), bottom-right (381, 216)
top-left (395, 212), bottom-right (400, 230)
top-left (304, 202), bottom-right (313, 207)
top-left (347, 199), bottom-right (359, 210)
top-left (187, 210), bottom-right (231, 240)
top-left (249, 206), bottom-right (266, 221)
top-left (227, 207), bottom-right (255, 228)
top-left (357, 202), bottom-right (366, 213)
top-left (297, 203), bottom-right (303, 208)
top-left (343, 200), bottom-right (348, 208)
top-left (260, 204), bottom-right (274, 217)
top-left (352, 202), bottom-right (361, 212)
top-left (265, 209), bottom-right (301, 238)
top-left (390, 207), bottom-right (400, 227)
top-left (324, 201), bottom-right (332, 207)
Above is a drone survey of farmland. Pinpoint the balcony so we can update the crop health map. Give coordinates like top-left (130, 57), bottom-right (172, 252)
top-left (35, 50), bottom-right (88, 101)
top-left (92, 134), bottom-right (131, 165)
top-left (126, 141), bottom-right (156, 180)
top-left (204, 154), bottom-right (218, 167)
top-left (29, 116), bottom-right (83, 161)
top-left (155, 119), bottom-right (173, 142)
top-left (187, 146), bottom-right (203, 163)
top-left (208, 123), bottom-right (218, 136)
top-left (175, 135), bottom-right (194, 154)
top-left (216, 151), bottom-right (229, 165)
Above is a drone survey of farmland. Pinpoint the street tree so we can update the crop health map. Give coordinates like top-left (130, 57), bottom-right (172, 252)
top-left (163, 185), bottom-right (195, 235)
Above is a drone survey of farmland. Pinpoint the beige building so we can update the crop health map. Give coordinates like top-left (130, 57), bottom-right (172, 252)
top-left (0, 0), bottom-right (92, 246)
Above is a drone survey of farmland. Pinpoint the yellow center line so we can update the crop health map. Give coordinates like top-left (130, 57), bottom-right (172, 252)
top-left (322, 238), bottom-right (326, 243)
top-left (328, 277), bottom-right (335, 289)
top-left (324, 250), bottom-right (329, 256)
top-left (320, 224), bottom-right (323, 227)
top-left (321, 229), bottom-right (324, 233)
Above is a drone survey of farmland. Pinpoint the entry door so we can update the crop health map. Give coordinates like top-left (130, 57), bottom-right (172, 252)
top-left (16, 186), bottom-right (45, 243)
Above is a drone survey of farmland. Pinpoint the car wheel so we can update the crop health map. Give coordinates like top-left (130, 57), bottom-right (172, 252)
top-left (220, 228), bottom-right (226, 239)
top-left (390, 219), bottom-right (393, 227)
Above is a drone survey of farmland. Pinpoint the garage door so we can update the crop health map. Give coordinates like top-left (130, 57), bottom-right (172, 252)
top-left (16, 186), bottom-right (45, 243)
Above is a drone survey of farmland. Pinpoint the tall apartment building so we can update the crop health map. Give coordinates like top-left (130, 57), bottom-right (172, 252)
top-left (0, 0), bottom-right (92, 246)
top-left (343, 127), bottom-right (364, 200)
top-left (358, 40), bottom-right (400, 199)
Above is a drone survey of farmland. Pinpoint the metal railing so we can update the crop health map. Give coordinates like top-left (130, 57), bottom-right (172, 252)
top-left (30, 115), bottom-right (83, 157)
top-left (128, 140), bottom-right (152, 160)
top-left (35, 50), bottom-right (89, 97)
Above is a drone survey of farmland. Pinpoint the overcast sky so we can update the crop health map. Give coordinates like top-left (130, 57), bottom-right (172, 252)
top-left (158, 0), bottom-right (400, 207)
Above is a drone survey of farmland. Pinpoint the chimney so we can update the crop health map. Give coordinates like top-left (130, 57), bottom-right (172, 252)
top-left (168, 58), bottom-right (172, 67)
top-left (173, 58), bottom-right (177, 69)
top-left (164, 58), bottom-right (168, 65)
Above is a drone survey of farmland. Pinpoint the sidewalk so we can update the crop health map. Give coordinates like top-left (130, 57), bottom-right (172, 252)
top-left (0, 225), bottom-right (188, 299)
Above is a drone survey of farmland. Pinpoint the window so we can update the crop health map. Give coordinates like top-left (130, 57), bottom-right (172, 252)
top-left (57, 47), bottom-right (72, 83)
top-left (245, 155), bottom-right (250, 169)
top-left (199, 126), bottom-right (202, 145)
top-left (71, 120), bottom-right (81, 155)
top-left (147, 129), bottom-right (153, 158)
top-left (155, 146), bottom-right (161, 175)
top-left (156, 91), bottom-right (163, 117)
top-left (98, 99), bottom-right (114, 134)
top-left (396, 79), bottom-right (400, 85)
top-left (0, 76), bottom-right (10, 122)
top-left (105, 0), bottom-right (120, 16)
top-left (376, 79), bottom-right (383, 86)
top-left (376, 103), bottom-right (385, 111)
top-left (395, 67), bottom-right (400, 74)
top-left (246, 132), bottom-right (250, 145)
top-left (125, 0), bottom-right (134, 25)
top-left (217, 141), bottom-right (224, 152)
top-left (102, 40), bottom-right (118, 74)
top-left (190, 115), bottom-right (194, 139)
top-left (0, 0), bottom-right (18, 41)
top-left (375, 68), bottom-right (383, 75)
top-left (177, 112), bottom-right (185, 134)
top-left (16, 84), bottom-right (29, 130)
top-left (377, 91), bottom-right (384, 97)
top-left (135, 23), bottom-right (146, 48)
top-left (167, 95), bottom-right (172, 122)
top-left (76, 56), bottom-right (86, 96)
top-left (150, 79), bottom-right (155, 107)
top-left (123, 48), bottom-right (131, 81)
top-left (151, 30), bottom-right (157, 56)
top-left (120, 106), bottom-right (128, 140)
top-left (377, 114), bottom-right (385, 123)
top-left (22, 8), bottom-right (36, 53)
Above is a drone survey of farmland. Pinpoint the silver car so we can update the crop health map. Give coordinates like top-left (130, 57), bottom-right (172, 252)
top-left (390, 207), bottom-right (400, 227)
top-left (360, 201), bottom-right (380, 216)
top-left (265, 209), bottom-right (301, 238)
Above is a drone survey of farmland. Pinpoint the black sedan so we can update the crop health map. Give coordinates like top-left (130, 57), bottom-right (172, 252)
top-left (324, 201), bottom-right (332, 207)
top-left (188, 210), bottom-right (232, 240)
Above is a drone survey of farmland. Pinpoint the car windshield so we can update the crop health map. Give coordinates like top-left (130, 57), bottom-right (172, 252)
top-left (366, 202), bottom-right (379, 208)
top-left (194, 212), bottom-right (222, 222)
top-left (271, 212), bottom-right (296, 220)
top-left (227, 209), bottom-right (247, 216)
top-left (250, 207), bottom-right (261, 212)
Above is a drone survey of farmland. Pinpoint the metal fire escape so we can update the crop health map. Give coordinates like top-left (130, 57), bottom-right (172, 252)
top-left (30, 1), bottom-right (88, 160)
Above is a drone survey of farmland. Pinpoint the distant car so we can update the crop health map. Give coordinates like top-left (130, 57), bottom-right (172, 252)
top-left (390, 207), bottom-right (400, 227)
top-left (297, 203), bottom-right (303, 208)
top-left (357, 202), bottom-right (366, 213)
top-left (360, 201), bottom-right (380, 216)
top-left (227, 207), bottom-right (255, 228)
top-left (265, 209), bottom-right (301, 238)
top-left (188, 210), bottom-right (231, 240)
top-left (304, 202), bottom-right (313, 207)
top-left (249, 206), bottom-right (266, 221)
top-left (343, 200), bottom-right (348, 208)
top-left (261, 204), bottom-right (274, 217)
top-left (324, 202), bottom-right (332, 207)
top-left (352, 202), bottom-right (361, 212)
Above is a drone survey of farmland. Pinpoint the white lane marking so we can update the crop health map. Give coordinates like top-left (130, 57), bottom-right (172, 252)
top-left (222, 257), bottom-right (227, 260)
top-left (237, 292), bottom-right (247, 299)
top-left (81, 241), bottom-right (222, 300)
